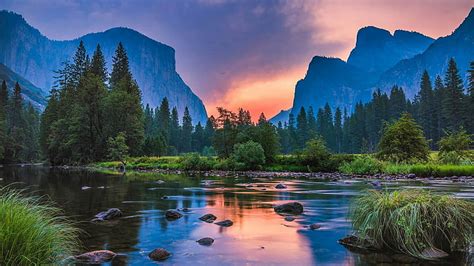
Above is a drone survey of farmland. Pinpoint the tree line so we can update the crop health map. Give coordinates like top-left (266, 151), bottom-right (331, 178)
top-left (278, 58), bottom-right (474, 154)
top-left (0, 40), bottom-right (472, 164)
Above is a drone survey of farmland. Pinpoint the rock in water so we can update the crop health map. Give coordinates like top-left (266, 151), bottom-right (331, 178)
top-left (407, 173), bottom-right (416, 179)
top-left (199, 213), bottom-right (217, 223)
top-left (420, 247), bottom-right (449, 259)
top-left (274, 202), bottom-right (304, 215)
top-left (165, 210), bottom-right (183, 220)
top-left (197, 237), bottom-right (215, 246)
top-left (215, 220), bottom-right (233, 227)
top-left (284, 216), bottom-right (295, 222)
top-left (309, 223), bottom-right (321, 230)
top-left (75, 250), bottom-right (116, 263)
top-left (275, 183), bottom-right (287, 189)
top-left (148, 248), bottom-right (171, 261)
top-left (92, 208), bottom-right (122, 222)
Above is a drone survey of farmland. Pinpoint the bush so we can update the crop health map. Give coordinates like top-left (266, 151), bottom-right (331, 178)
top-left (376, 113), bottom-right (430, 163)
top-left (301, 137), bottom-right (332, 170)
top-left (179, 153), bottom-right (214, 171)
top-left (0, 188), bottom-right (79, 264)
top-left (350, 189), bottom-right (474, 259)
top-left (339, 156), bottom-right (383, 174)
top-left (438, 129), bottom-right (473, 164)
top-left (107, 132), bottom-right (129, 163)
top-left (232, 140), bottom-right (265, 170)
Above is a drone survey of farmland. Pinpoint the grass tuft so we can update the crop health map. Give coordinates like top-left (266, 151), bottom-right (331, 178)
top-left (350, 189), bottom-right (474, 259)
top-left (0, 187), bottom-right (80, 265)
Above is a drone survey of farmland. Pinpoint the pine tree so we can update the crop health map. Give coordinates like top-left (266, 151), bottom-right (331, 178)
top-left (0, 80), bottom-right (7, 160)
top-left (442, 58), bottom-right (465, 131)
top-left (6, 82), bottom-right (26, 161)
top-left (417, 70), bottom-right (434, 146)
top-left (433, 75), bottom-right (445, 143)
top-left (192, 122), bottom-right (205, 153)
top-left (180, 107), bottom-right (193, 152)
top-left (334, 107), bottom-right (342, 153)
top-left (157, 97), bottom-right (171, 141)
top-left (168, 107), bottom-right (180, 154)
top-left (70, 40), bottom-right (88, 87)
top-left (110, 42), bottom-right (131, 88)
top-left (467, 61), bottom-right (474, 133)
top-left (90, 44), bottom-right (107, 83)
top-left (296, 107), bottom-right (308, 149)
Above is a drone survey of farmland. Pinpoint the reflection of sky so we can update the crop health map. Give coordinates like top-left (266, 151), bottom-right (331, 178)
top-left (131, 180), bottom-right (364, 265)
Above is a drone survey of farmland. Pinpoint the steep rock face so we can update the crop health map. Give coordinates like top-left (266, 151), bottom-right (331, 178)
top-left (0, 63), bottom-right (47, 109)
top-left (0, 11), bottom-right (207, 124)
top-left (273, 8), bottom-right (473, 123)
top-left (347, 27), bottom-right (434, 75)
top-left (269, 108), bottom-right (291, 125)
top-left (377, 7), bottom-right (474, 98)
top-left (290, 56), bottom-right (374, 116)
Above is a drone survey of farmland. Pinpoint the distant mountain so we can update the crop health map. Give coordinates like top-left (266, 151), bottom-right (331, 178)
top-left (347, 27), bottom-right (434, 75)
top-left (0, 10), bottom-right (208, 124)
top-left (377, 8), bottom-right (474, 98)
top-left (0, 63), bottom-right (46, 109)
top-left (275, 8), bottom-right (473, 122)
top-left (269, 108), bottom-right (291, 125)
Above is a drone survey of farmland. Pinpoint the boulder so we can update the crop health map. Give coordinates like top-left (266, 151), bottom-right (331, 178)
top-left (309, 223), bottom-right (322, 230)
top-left (92, 208), bottom-right (122, 222)
top-left (75, 250), bottom-right (116, 263)
top-left (407, 173), bottom-right (416, 179)
top-left (199, 213), bottom-right (217, 223)
top-left (274, 202), bottom-right (304, 215)
top-left (284, 216), bottom-right (295, 222)
top-left (148, 248), bottom-right (171, 261)
top-left (197, 237), bottom-right (214, 246)
top-left (215, 220), bottom-right (233, 227)
top-left (165, 210), bottom-right (183, 220)
top-left (275, 183), bottom-right (287, 189)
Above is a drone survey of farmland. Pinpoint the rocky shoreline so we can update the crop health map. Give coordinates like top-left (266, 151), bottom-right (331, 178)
top-left (86, 166), bottom-right (474, 183)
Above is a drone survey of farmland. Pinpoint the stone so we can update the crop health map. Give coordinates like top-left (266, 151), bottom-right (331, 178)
top-left (407, 173), bottom-right (416, 179)
top-left (275, 183), bottom-right (287, 189)
top-left (75, 250), bottom-right (116, 263)
top-left (148, 248), bottom-right (171, 261)
top-left (215, 219), bottom-right (233, 227)
top-left (196, 237), bottom-right (214, 246)
top-left (309, 223), bottom-right (322, 230)
top-left (199, 213), bottom-right (217, 223)
top-left (420, 247), bottom-right (449, 259)
top-left (284, 216), bottom-right (295, 222)
top-left (165, 210), bottom-right (183, 220)
top-left (274, 202), bottom-right (304, 215)
top-left (92, 208), bottom-right (122, 222)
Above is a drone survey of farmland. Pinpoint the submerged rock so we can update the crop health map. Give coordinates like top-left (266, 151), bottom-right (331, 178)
top-left (199, 213), bottom-right (217, 223)
top-left (92, 208), bottom-right (122, 222)
top-left (165, 210), bottom-right (183, 220)
top-left (149, 248), bottom-right (171, 261)
top-left (75, 250), bottom-right (116, 263)
top-left (197, 237), bottom-right (215, 246)
top-left (275, 183), bottom-right (287, 189)
top-left (274, 202), bottom-right (304, 215)
top-left (420, 247), bottom-right (449, 259)
top-left (284, 216), bottom-right (295, 222)
top-left (215, 219), bottom-right (233, 227)
top-left (309, 223), bottom-right (322, 230)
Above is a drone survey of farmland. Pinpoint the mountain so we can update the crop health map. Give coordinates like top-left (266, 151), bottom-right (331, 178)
top-left (0, 63), bottom-right (47, 109)
top-left (0, 10), bottom-right (208, 124)
top-left (269, 108), bottom-right (291, 125)
top-left (276, 8), bottom-right (473, 122)
top-left (376, 8), bottom-right (474, 98)
top-left (347, 27), bottom-right (434, 75)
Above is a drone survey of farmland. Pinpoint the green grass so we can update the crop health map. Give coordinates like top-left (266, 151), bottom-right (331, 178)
top-left (350, 189), bottom-right (474, 259)
top-left (382, 163), bottom-right (474, 177)
top-left (0, 187), bottom-right (80, 265)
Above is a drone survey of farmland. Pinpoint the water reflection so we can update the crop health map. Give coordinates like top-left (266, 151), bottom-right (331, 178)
top-left (0, 166), bottom-right (472, 265)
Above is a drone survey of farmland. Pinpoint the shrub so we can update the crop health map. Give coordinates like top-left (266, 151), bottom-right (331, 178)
top-left (301, 137), bottom-right (332, 170)
top-left (339, 156), bottom-right (383, 174)
top-left (179, 153), bottom-right (214, 171)
top-left (107, 132), bottom-right (129, 163)
top-left (350, 189), bottom-right (474, 259)
top-left (438, 129), bottom-right (473, 164)
top-left (376, 113), bottom-right (430, 163)
top-left (232, 140), bottom-right (265, 170)
top-left (0, 188), bottom-right (79, 264)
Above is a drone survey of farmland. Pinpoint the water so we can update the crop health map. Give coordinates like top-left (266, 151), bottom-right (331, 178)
top-left (1, 166), bottom-right (472, 265)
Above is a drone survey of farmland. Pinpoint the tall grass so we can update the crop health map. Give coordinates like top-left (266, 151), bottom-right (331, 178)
top-left (350, 189), bottom-right (474, 259)
top-left (0, 187), bottom-right (80, 265)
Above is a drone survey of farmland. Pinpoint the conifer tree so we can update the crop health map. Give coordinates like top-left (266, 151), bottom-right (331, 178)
top-left (334, 107), bottom-right (342, 153)
top-left (90, 44), bottom-right (107, 83)
top-left (168, 107), bottom-right (180, 154)
top-left (296, 107), bottom-right (308, 149)
top-left (442, 58), bottom-right (465, 131)
top-left (417, 70), bottom-right (434, 146)
top-left (181, 107), bottom-right (193, 152)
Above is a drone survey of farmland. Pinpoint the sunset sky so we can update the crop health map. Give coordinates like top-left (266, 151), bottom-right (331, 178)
top-left (2, 0), bottom-right (473, 118)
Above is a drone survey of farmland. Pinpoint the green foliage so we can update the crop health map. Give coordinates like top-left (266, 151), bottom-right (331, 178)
top-left (376, 113), bottom-right (430, 163)
top-left (0, 188), bottom-right (79, 264)
top-left (301, 137), bottom-right (331, 169)
top-left (438, 128), bottom-right (473, 164)
top-left (232, 140), bottom-right (265, 170)
top-left (339, 155), bottom-right (383, 174)
top-left (107, 132), bottom-right (129, 162)
top-left (350, 190), bottom-right (474, 259)
top-left (179, 152), bottom-right (214, 171)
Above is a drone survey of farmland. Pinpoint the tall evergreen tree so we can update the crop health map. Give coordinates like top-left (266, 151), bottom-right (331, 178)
top-left (417, 70), bottom-right (435, 146)
top-left (442, 58), bottom-right (465, 131)
top-left (180, 107), bottom-right (193, 152)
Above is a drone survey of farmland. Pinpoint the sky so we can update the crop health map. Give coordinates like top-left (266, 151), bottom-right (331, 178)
top-left (1, 0), bottom-right (473, 118)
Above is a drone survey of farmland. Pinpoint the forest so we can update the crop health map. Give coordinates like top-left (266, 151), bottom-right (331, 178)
top-left (0, 42), bottom-right (473, 165)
